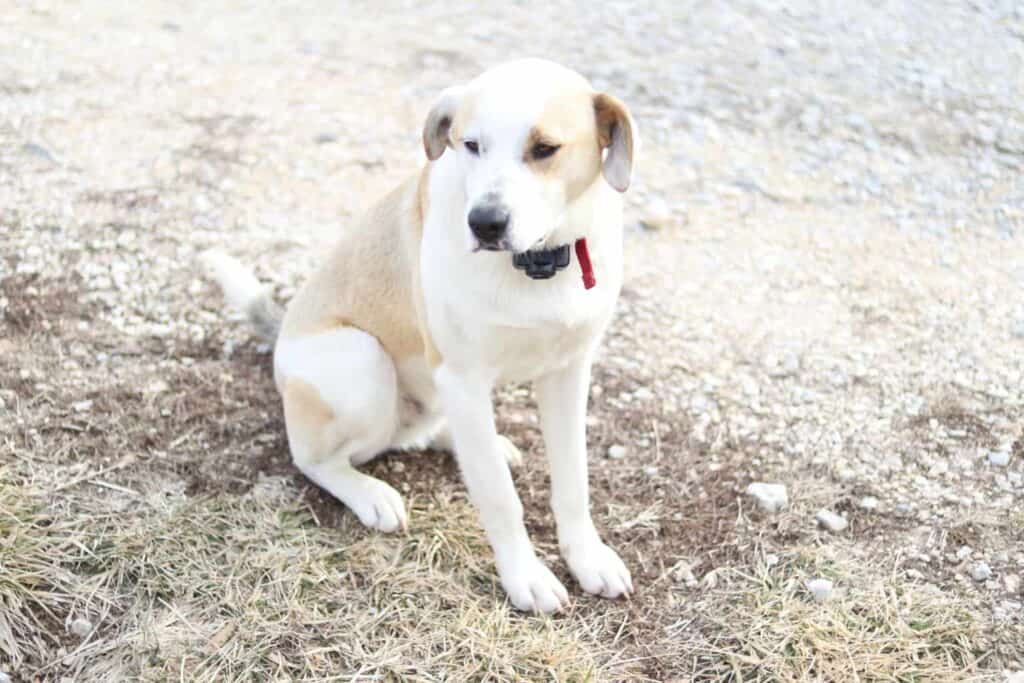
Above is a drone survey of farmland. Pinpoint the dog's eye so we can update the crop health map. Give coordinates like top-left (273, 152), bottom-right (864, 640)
top-left (464, 140), bottom-right (480, 155)
top-left (531, 143), bottom-right (560, 160)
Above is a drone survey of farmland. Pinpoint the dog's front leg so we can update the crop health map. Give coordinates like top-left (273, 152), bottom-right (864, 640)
top-left (435, 365), bottom-right (569, 613)
top-left (535, 354), bottom-right (633, 599)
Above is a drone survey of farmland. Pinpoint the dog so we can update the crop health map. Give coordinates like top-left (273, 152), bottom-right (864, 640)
top-left (203, 58), bottom-right (638, 613)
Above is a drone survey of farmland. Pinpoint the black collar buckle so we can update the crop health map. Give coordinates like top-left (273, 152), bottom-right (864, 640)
top-left (512, 244), bottom-right (571, 280)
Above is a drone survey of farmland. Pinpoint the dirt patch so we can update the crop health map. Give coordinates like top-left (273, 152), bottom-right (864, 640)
top-left (0, 271), bottom-right (103, 336)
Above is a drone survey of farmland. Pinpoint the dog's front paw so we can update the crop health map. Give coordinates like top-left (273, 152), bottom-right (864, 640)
top-left (564, 540), bottom-right (633, 599)
top-left (347, 478), bottom-right (408, 533)
top-left (498, 553), bottom-right (569, 613)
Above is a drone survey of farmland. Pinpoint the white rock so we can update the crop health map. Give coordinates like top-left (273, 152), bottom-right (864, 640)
top-left (642, 465), bottom-right (659, 477)
top-left (956, 545), bottom-right (973, 561)
top-left (816, 509), bottom-right (848, 533)
top-left (639, 197), bottom-right (672, 230)
top-left (71, 400), bottom-right (93, 413)
top-left (70, 617), bottom-right (92, 638)
top-left (972, 561), bottom-right (992, 582)
top-left (806, 578), bottom-right (833, 602)
top-left (988, 449), bottom-right (1011, 467)
top-left (672, 563), bottom-right (697, 586)
top-left (633, 387), bottom-right (655, 401)
top-left (857, 496), bottom-right (879, 511)
top-left (1004, 573), bottom-right (1021, 594)
top-left (746, 482), bottom-right (788, 513)
top-left (607, 444), bottom-right (627, 459)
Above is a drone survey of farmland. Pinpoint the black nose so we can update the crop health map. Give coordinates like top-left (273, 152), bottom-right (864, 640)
top-left (468, 205), bottom-right (509, 245)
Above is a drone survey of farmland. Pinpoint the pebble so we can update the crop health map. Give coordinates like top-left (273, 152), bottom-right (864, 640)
top-left (1004, 573), bottom-right (1021, 594)
top-left (816, 509), bottom-right (848, 533)
top-left (607, 444), bottom-right (627, 459)
top-left (672, 563), bottom-right (697, 586)
top-left (71, 400), bottom-right (93, 413)
top-left (642, 465), bottom-right (659, 477)
top-left (70, 617), bottom-right (92, 638)
top-left (971, 561), bottom-right (992, 582)
top-left (639, 197), bottom-right (672, 230)
top-left (806, 578), bottom-right (833, 602)
top-left (746, 482), bottom-right (788, 513)
top-left (988, 449), bottom-right (1011, 467)
top-left (857, 496), bottom-right (879, 511)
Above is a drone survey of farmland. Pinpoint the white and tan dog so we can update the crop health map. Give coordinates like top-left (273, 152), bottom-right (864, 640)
top-left (204, 58), bottom-right (638, 613)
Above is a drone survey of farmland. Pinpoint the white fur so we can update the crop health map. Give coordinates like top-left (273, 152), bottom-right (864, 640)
top-left (416, 61), bottom-right (633, 612)
top-left (200, 250), bottom-right (268, 312)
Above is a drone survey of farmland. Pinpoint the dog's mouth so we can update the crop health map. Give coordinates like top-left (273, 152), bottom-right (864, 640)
top-left (471, 239), bottom-right (511, 253)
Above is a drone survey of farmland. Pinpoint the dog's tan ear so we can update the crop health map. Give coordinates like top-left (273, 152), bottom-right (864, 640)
top-left (423, 86), bottom-right (463, 161)
top-left (593, 93), bottom-right (637, 192)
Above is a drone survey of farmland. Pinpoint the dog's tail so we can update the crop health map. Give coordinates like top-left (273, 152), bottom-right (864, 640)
top-left (199, 250), bottom-right (283, 342)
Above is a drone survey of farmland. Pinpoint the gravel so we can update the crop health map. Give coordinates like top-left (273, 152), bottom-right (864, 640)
top-left (607, 444), bottom-right (627, 460)
top-left (816, 509), bottom-right (849, 533)
top-left (988, 449), bottom-right (1012, 467)
top-left (806, 578), bottom-right (834, 602)
top-left (972, 562), bottom-right (993, 582)
top-left (70, 618), bottom-right (92, 638)
top-left (746, 483), bottom-right (788, 513)
top-left (857, 496), bottom-right (879, 511)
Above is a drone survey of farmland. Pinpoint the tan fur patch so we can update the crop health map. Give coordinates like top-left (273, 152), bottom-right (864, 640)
top-left (529, 91), bottom-right (604, 201)
top-left (280, 174), bottom-right (427, 361)
top-left (282, 378), bottom-right (335, 463)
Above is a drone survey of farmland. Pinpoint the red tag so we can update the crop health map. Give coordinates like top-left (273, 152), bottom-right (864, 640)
top-left (574, 238), bottom-right (596, 290)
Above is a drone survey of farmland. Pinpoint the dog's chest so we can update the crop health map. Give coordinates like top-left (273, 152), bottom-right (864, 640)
top-left (424, 255), bottom-right (617, 382)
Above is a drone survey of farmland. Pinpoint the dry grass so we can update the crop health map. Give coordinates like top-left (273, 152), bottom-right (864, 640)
top-left (0, 473), bottom-right (633, 681)
top-left (691, 547), bottom-right (1005, 682)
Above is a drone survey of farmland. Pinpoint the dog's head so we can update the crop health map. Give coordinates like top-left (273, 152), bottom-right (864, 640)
top-left (423, 59), bottom-right (637, 253)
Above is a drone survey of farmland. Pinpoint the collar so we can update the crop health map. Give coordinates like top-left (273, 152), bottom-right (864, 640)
top-left (511, 238), bottom-right (596, 290)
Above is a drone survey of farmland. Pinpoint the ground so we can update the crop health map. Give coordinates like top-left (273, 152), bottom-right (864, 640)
top-left (2, 1), bottom-right (1023, 681)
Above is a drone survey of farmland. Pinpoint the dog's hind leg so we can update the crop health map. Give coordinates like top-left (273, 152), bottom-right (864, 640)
top-left (278, 328), bottom-right (406, 532)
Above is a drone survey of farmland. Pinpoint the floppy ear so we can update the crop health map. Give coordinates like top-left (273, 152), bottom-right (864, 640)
top-left (593, 93), bottom-right (637, 192)
top-left (422, 86), bottom-right (463, 161)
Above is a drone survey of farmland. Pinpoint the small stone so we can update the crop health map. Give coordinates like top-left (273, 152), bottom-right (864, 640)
top-left (633, 387), bottom-right (654, 401)
top-left (988, 449), bottom-right (1011, 467)
top-left (972, 561), bottom-right (992, 582)
top-left (71, 400), bottom-right (93, 413)
top-left (806, 578), bottom-right (833, 602)
top-left (642, 465), bottom-right (659, 477)
top-left (672, 563), bottom-right (697, 586)
top-left (607, 444), bottom-right (627, 459)
top-left (816, 509), bottom-right (848, 533)
top-left (1004, 573), bottom-right (1021, 594)
top-left (857, 496), bottom-right (879, 511)
top-left (956, 545), bottom-right (973, 561)
top-left (390, 460), bottom-right (405, 473)
top-left (746, 482), bottom-right (788, 513)
top-left (145, 379), bottom-right (169, 394)
top-left (639, 197), bottom-right (672, 230)
top-left (70, 618), bottom-right (92, 638)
